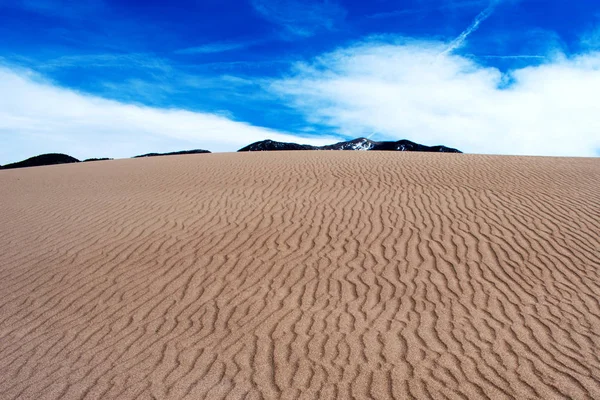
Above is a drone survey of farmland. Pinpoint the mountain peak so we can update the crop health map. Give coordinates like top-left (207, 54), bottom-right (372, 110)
top-left (238, 138), bottom-right (461, 153)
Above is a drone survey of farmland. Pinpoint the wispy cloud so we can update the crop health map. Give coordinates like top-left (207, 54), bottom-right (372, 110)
top-left (368, 1), bottom-right (487, 19)
top-left (31, 53), bottom-right (173, 72)
top-left (250, 0), bottom-right (345, 37)
top-left (581, 25), bottom-right (600, 50)
top-left (0, 53), bottom-right (286, 113)
top-left (0, 65), bottom-right (339, 163)
top-left (478, 54), bottom-right (546, 59)
top-left (175, 40), bottom-right (263, 55)
top-left (0, 0), bottom-right (105, 18)
top-left (270, 39), bottom-right (600, 157)
top-left (441, 0), bottom-right (501, 55)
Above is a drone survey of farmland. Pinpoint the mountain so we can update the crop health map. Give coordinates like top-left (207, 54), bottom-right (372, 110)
top-left (133, 149), bottom-right (211, 158)
top-left (1, 139), bottom-right (459, 171)
top-left (238, 140), bottom-right (317, 152)
top-left (238, 137), bottom-right (462, 153)
top-left (0, 153), bottom-right (80, 170)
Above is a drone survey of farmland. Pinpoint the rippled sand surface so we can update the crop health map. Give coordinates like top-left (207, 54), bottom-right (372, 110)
top-left (1, 152), bottom-right (599, 399)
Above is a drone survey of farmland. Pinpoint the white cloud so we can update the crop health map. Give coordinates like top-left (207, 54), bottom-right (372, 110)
top-left (250, 0), bottom-right (345, 37)
top-left (270, 39), bottom-right (600, 156)
top-left (0, 65), bottom-right (339, 164)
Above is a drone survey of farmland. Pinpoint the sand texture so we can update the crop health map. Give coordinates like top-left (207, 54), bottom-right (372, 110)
top-left (0, 151), bottom-right (599, 400)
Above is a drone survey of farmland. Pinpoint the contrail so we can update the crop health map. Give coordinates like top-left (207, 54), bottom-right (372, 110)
top-left (440, 0), bottom-right (500, 56)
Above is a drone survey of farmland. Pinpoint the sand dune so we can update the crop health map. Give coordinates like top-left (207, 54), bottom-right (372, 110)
top-left (0, 152), bottom-right (599, 400)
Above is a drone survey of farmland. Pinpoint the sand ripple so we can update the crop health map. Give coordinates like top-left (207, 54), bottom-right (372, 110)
top-left (0, 152), bottom-right (599, 399)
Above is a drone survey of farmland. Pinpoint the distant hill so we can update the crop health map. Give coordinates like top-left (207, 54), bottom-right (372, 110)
top-left (83, 158), bottom-right (113, 162)
top-left (238, 140), bottom-right (316, 152)
top-left (1, 150), bottom-right (211, 171)
top-left (1, 140), bottom-right (459, 171)
top-left (0, 153), bottom-right (80, 170)
top-left (238, 137), bottom-right (462, 153)
top-left (133, 149), bottom-right (211, 158)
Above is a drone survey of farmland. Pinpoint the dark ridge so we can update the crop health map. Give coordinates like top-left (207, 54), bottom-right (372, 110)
top-left (83, 158), bottom-right (113, 162)
top-left (238, 137), bottom-right (462, 153)
top-left (0, 153), bottom-right (80, 170)
top-left (238, 140), bottom-right (317, 152)
top-left (133, 149), bottom-right (211, 158)
top-left (322, 138), bottom-right (461, 152)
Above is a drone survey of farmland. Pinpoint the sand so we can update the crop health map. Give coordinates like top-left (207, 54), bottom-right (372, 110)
top-left (0, 151), bottom-right (599, 400)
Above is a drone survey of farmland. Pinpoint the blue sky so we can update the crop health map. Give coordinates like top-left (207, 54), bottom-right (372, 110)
top-left (1, 0), bottom-right (600, 163)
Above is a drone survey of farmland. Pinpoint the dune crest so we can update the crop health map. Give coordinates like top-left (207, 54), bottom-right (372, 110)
top-left (0, 152), bottom-right (599, 399)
